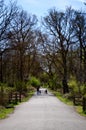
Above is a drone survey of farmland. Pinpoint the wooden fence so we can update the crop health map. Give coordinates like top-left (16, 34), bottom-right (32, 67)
top-left (8, 92), bottom-right (22, 105)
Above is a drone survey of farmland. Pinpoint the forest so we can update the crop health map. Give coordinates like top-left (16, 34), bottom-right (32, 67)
top-left (0, 0), bottom-right (86, 112)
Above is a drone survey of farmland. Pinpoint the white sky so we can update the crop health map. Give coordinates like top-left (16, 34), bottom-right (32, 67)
top-left (5, 0), bottom-right (86, 18)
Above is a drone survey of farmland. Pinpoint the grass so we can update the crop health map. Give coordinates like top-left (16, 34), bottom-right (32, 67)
top-left (22, 91), bottom-right (34, 102)
top-left (0, 91), bottom-right (34, 119)
top-left (0, 107), bottom-right (14, 119)
top-left (52, 90), bottom-right (86, 117)
top-left (53, 91), bottom-right (73, 105)
top-left (75, 106), bottom-right (86, 117)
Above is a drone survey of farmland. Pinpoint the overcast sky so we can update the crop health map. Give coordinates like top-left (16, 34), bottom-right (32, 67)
top-left (6, 0), bottom-right (86, 18)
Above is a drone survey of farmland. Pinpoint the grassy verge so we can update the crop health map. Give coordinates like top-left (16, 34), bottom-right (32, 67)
top-left (52, 91), bottom-right (73, 105)
top-left (0, 91), bottom-right (34, 119)
top-left (0, 107), bottom-right (14, 119)
top-left (51, 90), bottom-right (86, 117)
top-left (75, 106), bottom-right (86, 117)
top-left (22, 91), bottom-right (34, 102)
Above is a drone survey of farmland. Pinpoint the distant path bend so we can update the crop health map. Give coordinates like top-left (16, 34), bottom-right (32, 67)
top-left (0, 88), bottom-right (86, 130)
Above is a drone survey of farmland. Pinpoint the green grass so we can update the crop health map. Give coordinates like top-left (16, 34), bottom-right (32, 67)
top-left (52, 90), bottom-right (86, 117)
top-left (0, 107), bottom-right (14, 119)
top-left (75, 106), bottom-right (86, 117)
top-left (22, 91), bottom-right (34, 102)
top-left (53, 91), bottom-right (73, 105)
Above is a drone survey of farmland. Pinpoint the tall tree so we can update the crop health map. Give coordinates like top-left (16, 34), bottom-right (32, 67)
top-left (42, 8), bottom-right (76, 93)
top-left (72, 11), bottom-right (86, 83)
top-left (0, 0), bottom-right (18, 82)
top-left (7, 9), bottom-right (38, 81)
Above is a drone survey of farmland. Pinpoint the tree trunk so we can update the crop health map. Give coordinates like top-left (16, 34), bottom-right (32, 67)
top-left (83, 48), bottom-right (86, 83)
top-left (79, 35), bottom-right (83, 83)
top-left (19, 51), bottom-right (24, 81)
top-left (62, 53), bottom-right (69, 94)
top-left (0, 53), bottom-right (3, 82)
top-left (62, 79), bottom-right (69, 94)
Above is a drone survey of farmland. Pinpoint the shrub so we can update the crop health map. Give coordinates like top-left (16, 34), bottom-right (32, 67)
top-left (14, 81), bottom-right (27, 92)
top-left (0, 83), bottom-right (15, 106)
top-left (80, 84), bottom-right (86, 96)
top-left (29, 76), bottom-right (41, 88)
top-left (68, 77), bottom-right (80, 95)
top-left (48, 78), bottom-right (62, 90)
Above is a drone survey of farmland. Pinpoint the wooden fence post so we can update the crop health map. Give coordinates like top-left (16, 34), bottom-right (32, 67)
top-left (15, 92), bottom-right (18, 104)
top-left (8, 92), bottom-right (12, 104)
top-left (83, 97), bottom-right (86, 112)
top-left (19, 92), bottom-right (21, 102)
top-left (73, 96), bottom-right (75, 105)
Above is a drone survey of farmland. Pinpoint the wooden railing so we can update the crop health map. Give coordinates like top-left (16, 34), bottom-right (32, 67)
top-left (8, 92), bottom-right (22, 104)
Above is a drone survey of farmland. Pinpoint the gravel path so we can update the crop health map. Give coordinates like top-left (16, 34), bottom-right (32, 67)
top-left (0, 88), bottom-right (86, 130)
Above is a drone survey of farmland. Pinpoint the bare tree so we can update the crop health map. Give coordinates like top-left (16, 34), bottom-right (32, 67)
top-left (7, 9), bottom-right (38, 82)
top-left (42, 7), bottom-right (76, 93)
top-left (72, 11), bottom-right (86, 83)
top-left (0, 0), bottom-right (18, 82)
